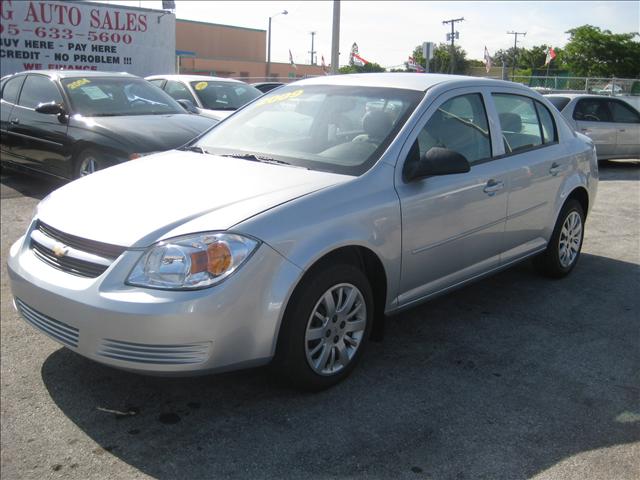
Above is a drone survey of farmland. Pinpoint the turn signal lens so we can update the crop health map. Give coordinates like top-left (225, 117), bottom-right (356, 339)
top-left (189, 242), bottom-right (232, 275)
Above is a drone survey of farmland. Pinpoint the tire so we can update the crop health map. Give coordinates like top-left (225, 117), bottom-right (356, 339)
top-left (73, 149), bottom-right (110, 179)
top-left (534, 199), bottom-right (585, 278)
top-left (274, 263), bottom-right (373, 391)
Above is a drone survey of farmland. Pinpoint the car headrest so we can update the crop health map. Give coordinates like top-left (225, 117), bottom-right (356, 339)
top-left (363, 110), bottom-right (392, 140)
top-left (499, 112), bottom-right (522, 133)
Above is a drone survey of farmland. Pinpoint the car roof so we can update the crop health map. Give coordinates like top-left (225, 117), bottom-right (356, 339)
top-left (2, 70), bottom-right (139, 80)
top-left (290, 73), bottom-right (522, 92)
top-left (145, 74), bottom-right (245, 84)
top-left (545, 93), bottom-right (622, 99)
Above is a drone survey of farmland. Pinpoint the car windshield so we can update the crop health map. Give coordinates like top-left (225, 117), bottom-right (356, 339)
top-left (547, 96), bottom-right (571, 111)
top-left (61, 77), bottom-right (184, 116)
top-left (195, 85), bottom-right (423, 176)
top-left (190, 81), bottom-right (262, 110)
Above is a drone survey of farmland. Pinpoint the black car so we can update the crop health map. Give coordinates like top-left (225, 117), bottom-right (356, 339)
top-left (0, 70), bottom-right (217, 179)
top-left (251, 82), bottom-right (285, 94)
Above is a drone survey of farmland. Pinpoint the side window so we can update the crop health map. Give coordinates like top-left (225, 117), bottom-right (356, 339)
top-left (415, 93), bottom-right (491, 165)
top-left (1, 75), bottom-right (25, 104)
top-left (535, 101), bottom-right (557, 143)
top-left (18, 75), bottom-right (63, 109)
top-left (148, 79), bottom-right (165, 88)
top-left (164, 80), bottom-right (196, 103)
top-left (608, 100), bottom-right (640, 124)
top-left (493, 94), bottom-right (542, 153)
top-left (573, 99), bottom-right (611, 122)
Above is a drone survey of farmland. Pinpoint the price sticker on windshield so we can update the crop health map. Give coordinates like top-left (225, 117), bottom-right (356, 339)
top-left (67, 78), bottom-right (91, 90)
top-left (256, 89), bottom-right (304, 107)
top-left (194, 82), bottom-right (208, 91)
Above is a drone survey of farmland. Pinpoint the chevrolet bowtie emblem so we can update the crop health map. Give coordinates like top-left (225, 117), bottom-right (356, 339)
top-left (52, 243), bottom-right (68, 258)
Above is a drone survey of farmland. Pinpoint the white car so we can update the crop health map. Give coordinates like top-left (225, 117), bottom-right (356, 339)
top-left (546, 94), bottom-right (640, 161)
top-left (146, 75), bottom-right (262, 121)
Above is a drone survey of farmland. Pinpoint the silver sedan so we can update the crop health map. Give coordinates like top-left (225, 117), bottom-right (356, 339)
top-left (546, 93), bottom-right (640, 161)
top-left (8, 74), bottom-right (598, 390)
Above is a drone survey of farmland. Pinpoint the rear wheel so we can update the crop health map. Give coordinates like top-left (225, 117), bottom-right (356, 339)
top-left (534, 199), bottom-right (585, 278)
top-left (274, 263), bottom-right (373, 391)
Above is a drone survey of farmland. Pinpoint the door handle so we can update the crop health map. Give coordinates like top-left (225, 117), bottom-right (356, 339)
top-left (549, 162), bottom-right (562, 176)
top-left (10, 118), bottom-right (19, 125)
top-left (619, 129), bottom-right (626, 132)
top-left (483, 179), bottom-right (504, 196)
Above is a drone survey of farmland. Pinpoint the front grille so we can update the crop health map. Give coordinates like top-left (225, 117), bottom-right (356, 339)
top-left (98, 339), bottom-right (211, 365)
top-left (31, 241), bottom-right (108, 277)
top-left (36, 221), bottom-right (126, 259)
top-left (30, 221), bottom-right (127, 278)
top-left (15, 298), bottom-right (79, 348)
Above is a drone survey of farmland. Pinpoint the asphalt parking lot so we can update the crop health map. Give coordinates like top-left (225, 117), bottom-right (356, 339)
top-left (1, 161), bottom-right (638, 480)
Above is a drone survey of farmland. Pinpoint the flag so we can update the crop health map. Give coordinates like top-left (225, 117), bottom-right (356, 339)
top-left (407, 56), bottom-right (425, 73)
top-left (544, 47), bottom-right (556, 66)
top-left (321, 55), bottom-right (329, 75)
top-left (289, 49), bottom-right (297, 69)
top-left (483, 46), bottom-right (492, 73)
top-left (352, 53), bottom-right (369, 66)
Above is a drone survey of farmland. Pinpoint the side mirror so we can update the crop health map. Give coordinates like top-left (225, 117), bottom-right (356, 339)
top-left (177, 99), bottom-right (199, 114)
top-left (35, 102), bottom-right (65, 115)
top-left (404, 147), bottom-right (470, 182)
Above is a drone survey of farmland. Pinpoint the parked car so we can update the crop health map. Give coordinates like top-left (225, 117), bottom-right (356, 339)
top-left (146, 75), bottom-right (262, 121)
top-left (251, 82), bottom-right (285, 94)
top-left (593, 83), bottom-right (624, 95)
top-left (8, 74), bottom-right (597, 390)
top-left (546, 93), bottom-right (640, 161)
top-left (0, 71), bottom-right (217, 179)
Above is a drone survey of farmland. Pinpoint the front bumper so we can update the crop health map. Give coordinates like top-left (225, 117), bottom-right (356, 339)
top-left (7, 231), bottom-right (302, 375)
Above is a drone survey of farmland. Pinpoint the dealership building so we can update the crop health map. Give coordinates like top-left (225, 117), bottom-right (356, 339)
top-left (175, 18), bottom-right (325, 81)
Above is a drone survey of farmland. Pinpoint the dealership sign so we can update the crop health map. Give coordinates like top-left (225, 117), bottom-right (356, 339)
top-left (0, 0), bottom-right (176, 77)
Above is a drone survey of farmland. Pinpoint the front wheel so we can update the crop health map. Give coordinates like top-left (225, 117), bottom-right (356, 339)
top-left (274, 263), bottom-right (373, 391)
top-left (534, 199), bottom-right (585, 278)
top-left (74, 149), bottom-right (110, 179)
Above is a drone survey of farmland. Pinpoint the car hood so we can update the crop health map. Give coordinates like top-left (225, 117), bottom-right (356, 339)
top-left (36, 151), bottom-right (351, 248)
top-left (72, 113), bottom-right (216, 153)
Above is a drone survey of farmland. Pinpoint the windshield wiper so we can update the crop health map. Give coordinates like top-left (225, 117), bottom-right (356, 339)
top-left (182, 145), bottom-right (210, 154)
top-left (219, 153), bottom-right (293, 166)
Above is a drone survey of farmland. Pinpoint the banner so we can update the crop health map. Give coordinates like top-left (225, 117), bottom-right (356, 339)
top-left (0, 0), bottom-right (176, 77)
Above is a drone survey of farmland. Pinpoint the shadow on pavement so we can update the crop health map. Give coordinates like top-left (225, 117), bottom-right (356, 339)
top-left (40, 253), bottom-right (640, 479)
top-left (0, 169), bottom-right (64, 201)
top-left (598, 160), bottom-right (639, 182)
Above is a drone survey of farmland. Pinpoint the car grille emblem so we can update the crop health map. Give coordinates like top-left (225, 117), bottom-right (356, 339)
top-left (52, 243), bottom-right (69, 258)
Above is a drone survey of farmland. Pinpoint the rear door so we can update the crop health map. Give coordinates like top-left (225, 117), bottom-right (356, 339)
top-left (9, 74), bottom-right (70, 176)
top-left (396, 88), bottom-right (508, 306)
top-left (572, 97), bottom-right (617, 158)
top-left (492, 92), bottom-right (568, 262)
top-left (607, 99), bottom-right (640, 157)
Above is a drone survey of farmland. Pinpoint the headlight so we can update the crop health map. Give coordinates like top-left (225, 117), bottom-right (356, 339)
top-left (127, 233), bottom-right (259, 290)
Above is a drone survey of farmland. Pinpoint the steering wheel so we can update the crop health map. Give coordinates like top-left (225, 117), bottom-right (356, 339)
top-left (583, 114), bottom-right (599, 121)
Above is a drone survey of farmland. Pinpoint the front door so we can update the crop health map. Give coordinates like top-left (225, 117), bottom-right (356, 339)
top-left (395, 89), bottom-right (508, 306)
top-left (9, 74), bottom-right (70, 176)
top-left (607, 99), bottom-right (640, 157)
top-left (572, 97), bottom-right (617, 158)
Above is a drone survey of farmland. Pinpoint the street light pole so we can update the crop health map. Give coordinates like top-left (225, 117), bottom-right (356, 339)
top-left (266, 10), bottom-right (288, 80)
top-left (442, 17), bottom-right (464, 74)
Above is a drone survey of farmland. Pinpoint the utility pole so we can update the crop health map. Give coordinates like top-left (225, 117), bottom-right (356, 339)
top-left (506, 31), bottom-right (526, 81)
top-left (442, 17), bottom-right (463, 74)
top-left (309, 31), bottom-right (317, 65)
top-left (330, 0), bottom-right (340, 74)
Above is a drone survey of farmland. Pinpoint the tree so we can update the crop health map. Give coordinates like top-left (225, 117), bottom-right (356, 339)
top-left (339, 62), bottom-right (386, 74)
top-left (410, 43), bottom-right (469, 74)
top-left (562, 25), bottom-right (640, 77)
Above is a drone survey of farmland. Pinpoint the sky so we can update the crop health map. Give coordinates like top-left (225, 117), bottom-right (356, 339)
top-left (99, 1), bottom-right (640, 68)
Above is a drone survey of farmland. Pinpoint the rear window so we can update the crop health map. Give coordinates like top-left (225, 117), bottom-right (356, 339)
top-left (190, 81), bottom-right (262, 110)
top-left (547, 96), bottom-right (570, 111)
